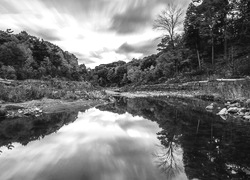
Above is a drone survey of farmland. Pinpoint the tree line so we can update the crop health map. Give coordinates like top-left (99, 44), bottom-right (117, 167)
top-left (1, 0), bottom-right (249, 86)
top-left (0, 30), bottom-right (88, 80)
top-left (89, 0), bottom-right (250, 87)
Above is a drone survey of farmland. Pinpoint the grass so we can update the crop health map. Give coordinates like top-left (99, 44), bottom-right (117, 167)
top-left (0, 78), bottom-right (108, 103)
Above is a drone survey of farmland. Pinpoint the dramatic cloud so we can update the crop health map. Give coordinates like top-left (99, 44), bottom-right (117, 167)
top-left (117, 39), bottom-right (160, 56)
top-left (0, 0), bottom-right (191, 68)
top-left (109, 2), bottom-right (154, 34)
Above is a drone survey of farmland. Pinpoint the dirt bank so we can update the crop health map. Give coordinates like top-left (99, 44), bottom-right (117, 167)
top-left (119, 78), bottom-right (250, 101)
top-left (0, 98), bottom-right (107, 118)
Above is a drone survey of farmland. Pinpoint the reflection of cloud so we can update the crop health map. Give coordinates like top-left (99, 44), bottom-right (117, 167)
top-left (34, 138), bottom-right (166, 180)
top-left (0, 108), bottom-right (164, 180)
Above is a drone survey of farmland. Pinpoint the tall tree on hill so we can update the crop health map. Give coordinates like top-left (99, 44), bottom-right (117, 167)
top-left (184, 0), bottom-right (229, 68)
top-left (153, 2), bottom-right (184, 49)
top-left (184, 2), bottom-right (202, 69)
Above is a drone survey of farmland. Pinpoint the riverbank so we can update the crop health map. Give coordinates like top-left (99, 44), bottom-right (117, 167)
top-left (120, 77), bottom-right (250, 101)
top-left (106, 78), bottom-right (250, 121)
top-left (0, 78), bottom-right (113, 118)
top-left (0, 98), bottom-right (107, 118)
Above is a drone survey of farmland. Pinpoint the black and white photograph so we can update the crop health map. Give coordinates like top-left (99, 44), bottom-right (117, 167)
top-left (0, 0), bottom-right (250, 179)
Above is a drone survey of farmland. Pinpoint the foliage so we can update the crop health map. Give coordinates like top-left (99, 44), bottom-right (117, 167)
top-left (0, 30), bottom-right (87, 81)
top-left (88, 0), bottom-right (250, 88)
top-left (0, 78), bottom-right (105, 103)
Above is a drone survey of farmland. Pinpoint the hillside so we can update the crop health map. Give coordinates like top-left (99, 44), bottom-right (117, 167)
top-left (0, 30), bottom-right (87, 80)
top-left (88, 0), bottom-right (250, 88)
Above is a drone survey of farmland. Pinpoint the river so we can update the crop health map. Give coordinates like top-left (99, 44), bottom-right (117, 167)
top-left (0, 96), bottom-right (250, 180)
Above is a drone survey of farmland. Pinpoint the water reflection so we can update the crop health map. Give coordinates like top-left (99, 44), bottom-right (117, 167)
top-left (1, 96), bottom-right (250, 179)
top-left (98, 96), bottom-right (250, 179)
top-left (0, 108), bottom-right (166, 180)
top-left (0, 111), bottom-right (78, 152)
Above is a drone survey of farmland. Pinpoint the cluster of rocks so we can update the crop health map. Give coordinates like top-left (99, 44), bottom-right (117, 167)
top-left (0, 106), bottom-right (43, 119)
top-left (206, 99), bottom-right (250, 121)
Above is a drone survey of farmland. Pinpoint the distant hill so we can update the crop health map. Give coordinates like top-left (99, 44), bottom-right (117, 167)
top-left (0, 30), bottom-right (87, 80)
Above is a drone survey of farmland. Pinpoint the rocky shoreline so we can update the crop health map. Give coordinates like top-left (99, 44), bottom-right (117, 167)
top-left (206, 99), bottom-right (250, 121)
top-left (0, 98), bottom-right (109, 119)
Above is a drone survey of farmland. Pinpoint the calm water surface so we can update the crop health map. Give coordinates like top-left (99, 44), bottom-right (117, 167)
top-left (0, 97), bottom-right (250, 180)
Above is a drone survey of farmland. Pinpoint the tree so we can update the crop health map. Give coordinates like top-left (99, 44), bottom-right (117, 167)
top-left (184, 2), bottom-right (202, 69)
top-left (153, 2), bottom-right (184, 48)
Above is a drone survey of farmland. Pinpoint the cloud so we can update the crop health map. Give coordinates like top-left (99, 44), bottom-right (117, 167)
top-left (25, 28), bottom-right (62, 41)
top-left (0, 0), bottom-right (191, 68)
top-left (109, 3), bottom-right (153, 34)
top-left (117, 39), bottom-right (160, 56)
top-left (0, 0), bottom-right (20, 14)
top-left (109, 0), bottom-right (191, 34)
top-left (72, 52), bottom-right (95, 65)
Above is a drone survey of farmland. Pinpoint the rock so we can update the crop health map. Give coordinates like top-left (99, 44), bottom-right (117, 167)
top-left (245, 112), bottom-right (250, 116)
top-left (239, 107), bottom-right (247, 113)
top-left (227, 107), bottom-right (239, 113)
top-left (0, 109), bottom-right (7, 117)
top-left (244, 115), bottom-right (250, 119)
top-left (237, 112), bottom-right (245, 116)
top-left (18, 109), bottom-right (23, 113)
top-left (206, 103), bottom-right (215, 110)
top-left (217, 108), bottom-right (228, 115)
top-left (228, 102), bottom-right (240, 108)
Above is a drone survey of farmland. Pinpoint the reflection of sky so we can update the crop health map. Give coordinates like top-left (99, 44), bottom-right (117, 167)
top-left (0, 108), bottom-right (169, 180)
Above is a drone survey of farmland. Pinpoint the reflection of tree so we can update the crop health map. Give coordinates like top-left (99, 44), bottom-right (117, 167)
top-left (153, 138), bottom-right (184, 179)
top-left (98, 96), bottom-right (250, 179)
top-left (0, 111), bottom-right (79, 154)
top-left (153, 109), bottom-right (185, 179)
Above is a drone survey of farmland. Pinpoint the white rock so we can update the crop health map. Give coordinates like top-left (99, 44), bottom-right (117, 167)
top-left (229, 102), bottom-right (240, 107)
top-left (244, 115), bottom-right (250, 119)
top-left (217, 108), bottom-right (227, 115)
top-left (245, 112), bottom-right (250, 116)
top-left (206, 103), bottom-right (214, 110)
top-left (227, 107), bottom-right (239, 113)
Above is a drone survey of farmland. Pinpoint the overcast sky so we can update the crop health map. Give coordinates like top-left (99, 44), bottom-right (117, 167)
top-left (0, 0), bottom-right (190, 68)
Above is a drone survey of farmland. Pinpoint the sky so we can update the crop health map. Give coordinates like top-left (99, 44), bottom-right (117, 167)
top-left (0, 0), bottom-right (190, 68)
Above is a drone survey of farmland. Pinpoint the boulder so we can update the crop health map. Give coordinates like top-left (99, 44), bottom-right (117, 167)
top-left (228, 102), bottom-right (240, 108)
top-left (217, 108), bottom-right (228, 115)
top-left (227, 107), bottom-right (240, 113)
top-left (243, 115), bottom-right (250, 120)
top-left (245, 112), bottom-right (250, 116)
top-left (206, 103), bottom-right (215, 110)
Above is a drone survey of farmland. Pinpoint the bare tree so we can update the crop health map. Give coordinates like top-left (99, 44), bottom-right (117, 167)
top-left (153, 2), bottom-right (184, 48)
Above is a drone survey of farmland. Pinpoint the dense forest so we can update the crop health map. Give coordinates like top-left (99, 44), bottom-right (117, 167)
top-left (0, 30), bottom-right (88, 80)
top-left (1, 0), bottom-right (250, 87)
top-left (89, 0), bottom-right (250, 87)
